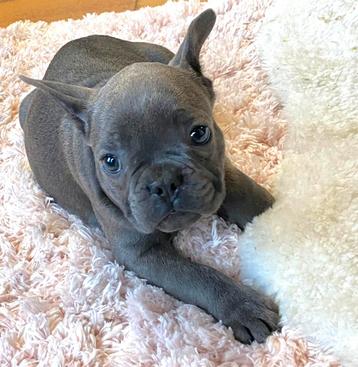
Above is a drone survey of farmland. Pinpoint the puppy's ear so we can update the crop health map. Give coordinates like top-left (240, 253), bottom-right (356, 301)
top-left (169, 9), bottom-right (216, 75)
top-left (19, 75), bottom-right (95, 136)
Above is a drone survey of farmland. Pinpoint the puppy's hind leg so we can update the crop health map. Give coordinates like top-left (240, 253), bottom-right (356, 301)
top-left (19, 90), bottom-right (36, 129)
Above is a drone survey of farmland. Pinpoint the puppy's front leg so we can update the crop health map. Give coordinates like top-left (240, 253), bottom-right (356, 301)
top-left (219, 158), bottom-right (275, 230)
top-left (106, 226), bottom-right (279, 344)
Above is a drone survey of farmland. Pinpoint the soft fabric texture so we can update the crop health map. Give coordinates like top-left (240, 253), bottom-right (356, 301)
top-left (0, 0), bottom-right (354, 365)
top-left (239, 0), bottom-right (358, 365)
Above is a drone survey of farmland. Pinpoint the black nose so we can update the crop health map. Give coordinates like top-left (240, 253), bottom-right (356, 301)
top-left (147, 173), bottom-right (183, 202)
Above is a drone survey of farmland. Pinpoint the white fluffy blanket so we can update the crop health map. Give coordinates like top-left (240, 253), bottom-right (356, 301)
top-left (0, 0), bottom-right (356, 365)
top-left (240, 1), bottom-right (358, 365)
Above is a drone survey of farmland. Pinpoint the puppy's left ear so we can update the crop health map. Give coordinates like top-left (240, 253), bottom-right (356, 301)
top-left (169, 9), bottom-right (216, 97)
top-left (19, 75), bottom-right (95, 137)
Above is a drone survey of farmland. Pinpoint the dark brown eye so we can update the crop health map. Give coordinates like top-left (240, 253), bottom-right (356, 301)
top-left (102, 154), bottom-right (121, 173)
top-left (190, 125), bottom-right (211, 145)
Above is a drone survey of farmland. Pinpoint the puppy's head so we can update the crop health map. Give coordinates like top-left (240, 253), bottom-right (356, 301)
top-left (21, 9), bottom-right (226, 234)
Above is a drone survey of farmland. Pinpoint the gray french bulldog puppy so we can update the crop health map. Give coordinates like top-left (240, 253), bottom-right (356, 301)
top-left (19, 9), bottom-right (279, 343)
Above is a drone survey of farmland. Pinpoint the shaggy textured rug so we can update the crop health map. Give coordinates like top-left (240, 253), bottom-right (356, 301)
top-left (0, 0), bottom-right (356, 365)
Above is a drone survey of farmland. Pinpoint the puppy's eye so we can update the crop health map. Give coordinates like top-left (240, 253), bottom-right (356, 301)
top-left (190, 125), bottom-right (211, 145)
top-left (102, 154), bottom-right (121, 173)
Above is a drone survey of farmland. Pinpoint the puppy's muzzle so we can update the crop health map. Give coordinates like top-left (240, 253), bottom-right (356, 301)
top-left (128, 161), bottom-right (222, 234)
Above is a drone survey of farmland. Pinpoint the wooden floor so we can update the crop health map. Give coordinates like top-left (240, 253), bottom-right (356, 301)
top-left (0, 0), bottom-right (166, 27)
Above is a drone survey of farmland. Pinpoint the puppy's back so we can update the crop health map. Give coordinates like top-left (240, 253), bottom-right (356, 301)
top-left (43, 35), bottom-right (174, 86)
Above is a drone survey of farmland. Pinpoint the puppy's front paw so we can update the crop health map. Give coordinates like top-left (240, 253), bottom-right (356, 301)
top-left (220, 284), bottom-right (280, 344)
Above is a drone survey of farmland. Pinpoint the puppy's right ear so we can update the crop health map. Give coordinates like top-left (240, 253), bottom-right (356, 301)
top-left (169, 9), bottom-right (216, 74)
top-left (19, 75), bottom-right (96, 136)
top-left (169, 9), bottom-right (216, 100)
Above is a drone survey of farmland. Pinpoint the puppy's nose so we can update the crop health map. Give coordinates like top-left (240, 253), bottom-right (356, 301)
top-left (147, 173), bottom-right (183, 202)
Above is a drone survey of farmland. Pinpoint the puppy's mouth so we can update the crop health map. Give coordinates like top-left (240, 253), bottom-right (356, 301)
top-left (156, 210), bottom-right (201, 233)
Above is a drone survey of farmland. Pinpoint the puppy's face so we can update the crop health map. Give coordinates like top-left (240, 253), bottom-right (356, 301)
top-left (90, 63), bottom-right (226, 233)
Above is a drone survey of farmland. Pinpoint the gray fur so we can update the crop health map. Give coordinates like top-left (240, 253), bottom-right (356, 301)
top-left (19, 9), bottom-right (279, 343)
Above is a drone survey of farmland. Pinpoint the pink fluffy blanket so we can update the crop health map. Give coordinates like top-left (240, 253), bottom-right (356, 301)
top-left (0, 0), bottom-right (342, 365)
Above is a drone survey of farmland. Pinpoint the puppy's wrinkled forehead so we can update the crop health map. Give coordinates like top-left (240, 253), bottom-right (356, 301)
top-left (91, 63), bottom-right (213, 149)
